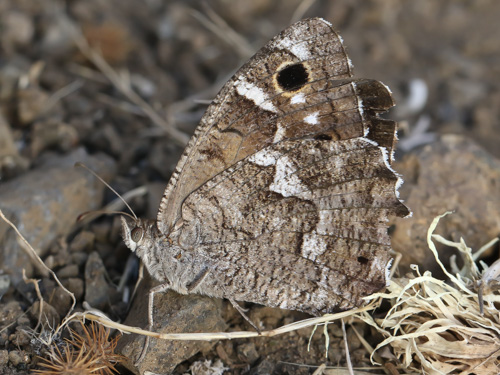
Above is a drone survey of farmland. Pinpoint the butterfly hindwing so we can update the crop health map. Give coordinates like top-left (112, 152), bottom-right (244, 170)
top-left (178, 109), bottom-right (406, 313)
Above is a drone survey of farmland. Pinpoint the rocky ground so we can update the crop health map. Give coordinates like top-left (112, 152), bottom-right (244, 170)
top-left (0, 0), bottom-right (499, 374)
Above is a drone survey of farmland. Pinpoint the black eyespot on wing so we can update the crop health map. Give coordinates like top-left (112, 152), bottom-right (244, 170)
top-left (131, 227), bottom-right (144, 243)
top-left (357, 256), bottom-right (369, 265)
top-left (277, 63), bottom-right (309, 91)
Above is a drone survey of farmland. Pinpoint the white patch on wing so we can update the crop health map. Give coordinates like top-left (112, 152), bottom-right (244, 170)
top-left (235, 78), bottom-right (276, 113)
top-left (290, 92), bottom-right (306, 104)
top-left (301, 233), bottom-right (328, 261)
top-left (350, 82), bottom-right (364, 117)
top-left (250, 148), bottom-right (308, 198)
top-left (360, 135), bottom-right (378, 147)
top-left (248, 148), bottom-right (280, 166)
top-left (270, 154), bottom-right (304, 197)
top-left (359, 136), bottom-right (408, 215)
top-left (346, 56), bottom-right (354, 73)
top-left (315, 210), bottom-right (333, 235)
top-left (274, 37), bottom-right (311, 60)
top-left (358, 98), bottom-right (364, 117)
top-left (304, 111), bottom-right (320, 125)
top-left (312, 287), bottom-right (329, 305)
top-left (319, 18), bottom-right (332, 27)
top-left (380, 81), bottom-right (393, 95)
top-left (379, 147), bottom-right (397, 176)
top-left (289, 43), bottom-right (311, 60)
top-left (273, 121), bottom-right (286, 143)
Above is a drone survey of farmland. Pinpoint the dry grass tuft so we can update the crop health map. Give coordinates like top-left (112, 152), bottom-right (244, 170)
top-left (34, 322), bottom-right (123, 375)
top-left (359, 212), bottom-right (500, 374)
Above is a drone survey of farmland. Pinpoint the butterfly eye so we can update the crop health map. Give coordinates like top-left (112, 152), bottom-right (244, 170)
top-left (131, 227), bottom-right (144, 243)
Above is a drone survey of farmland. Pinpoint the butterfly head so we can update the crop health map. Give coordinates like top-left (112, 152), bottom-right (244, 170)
top-left (121, 215), bottom-right (197, 287)
top-left (120, 216), bottom-right (157, 256)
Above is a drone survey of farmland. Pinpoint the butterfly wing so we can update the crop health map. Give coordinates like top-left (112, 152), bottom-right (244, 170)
top-left (157, 18), bottom-right (409, 313)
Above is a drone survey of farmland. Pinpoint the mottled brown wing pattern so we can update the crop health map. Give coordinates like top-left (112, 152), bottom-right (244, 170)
top-left (150, 18), bottom-right (409, 314)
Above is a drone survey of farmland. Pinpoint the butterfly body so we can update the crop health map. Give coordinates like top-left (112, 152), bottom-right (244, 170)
top-left (121, 18), bottom-right (409, 317)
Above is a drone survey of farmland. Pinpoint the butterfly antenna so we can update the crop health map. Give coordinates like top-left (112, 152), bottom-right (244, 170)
top-left (77, 210), bottom-right (137, 222)
top-left (75, 162), bottom-right (138, 220)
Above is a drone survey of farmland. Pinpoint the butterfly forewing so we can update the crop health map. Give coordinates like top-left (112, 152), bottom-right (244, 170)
top-left (157, 18), bottom-right (356, 233)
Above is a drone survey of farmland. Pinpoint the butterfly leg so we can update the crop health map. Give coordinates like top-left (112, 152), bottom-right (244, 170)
top-left (135, 282), bottom-right (170, 365)
top-left (229, 298), bottom-right (262, 334)
top-left (186, 267), bottom-right (210, 292)
top-left (185, 268), bottom-right (262, 334)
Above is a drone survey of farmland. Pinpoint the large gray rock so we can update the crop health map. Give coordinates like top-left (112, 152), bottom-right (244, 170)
top-left (0, 148), bottom-right (115, 286)
top-left (392, 134), bottom-right (500, 273)
top-left (117, 273), bottom-right (226, 375)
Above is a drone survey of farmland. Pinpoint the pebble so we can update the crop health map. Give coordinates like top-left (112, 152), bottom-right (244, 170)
top-left (29, 301), bottom-right (60, 328)
top-left (56, 264), bottom-right (79, 279)
top-left (8, 350), bottom-right (27, 366)
top-left (84, 252), bottom-right (110, 310)
top-left (50, 286), bottom-right (73, 317)
top-left (237, 342), bottom-right (260, 364)
top-left (62, 278), bottom-right (84, 301)
top-left (71, 252), bottom-right (89, 267)
top-left (0, 349), bottom-right (8, 366)
top-left (69, 231), bottom-right (95, 253)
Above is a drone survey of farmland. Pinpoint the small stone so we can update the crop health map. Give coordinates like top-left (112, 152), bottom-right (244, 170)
top-left (47, 248), bottom-right (71, 270)
top-left (16, 315), bottom-right (30, 327)
top-left (56, 264), bottom-right (79, 279)
top-left (0, 301), bottom-right (23, 323)
top-left (237, 342), bottom-right (260, 364)
top-left (0, 350), bottom-right (8, 366)
top-left (29, 301), bottom-right (60, 329)
top-left (69, 231), bottom-right (95, 253)
top-left (188, 359), bottom-right (228, 375)
top-left (330, 323), bottom-right (343, 338)
top-left (1, 11), bottom-right (34, 50)
top-left (44, 255), bottom-right (56, 271)
top-left (16, 87), bottom-right (51, 125)
top-left (346, 326), bottom-right (362, 351)
top-left (83, 23), bottom-right (132, 65)
top-left (12, 327), bottom-right (30, 346)
top-left (31, 120), bottom-right (78, 157)
top-left (71, 252), bottom-right (89, 267)
top-left (8, 350), bottom-right (27, 366)
top-left (249, 359), bottom-right (275, 375)
top-left (0, 274), bottom-right (11, 300)
top-left (40, 278), bottom-right (56, 299)
top-left (62, 278), bottom-right (84, 301)
top-left (84, 252), bottom-right (110, 310)
top-left (51, 286), bottom-right (73, 317)
top-left (0, 113), bottom-right (29, 179)
top-left (0, 331), bottom-right (8, 346)
top-left (88, 123), bottom-right (123, 157)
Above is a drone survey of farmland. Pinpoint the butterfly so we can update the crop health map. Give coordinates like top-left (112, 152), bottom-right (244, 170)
top-left (121, 18), bottom-right (409, 325)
